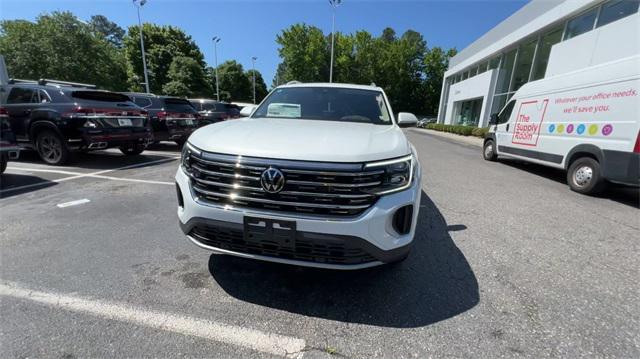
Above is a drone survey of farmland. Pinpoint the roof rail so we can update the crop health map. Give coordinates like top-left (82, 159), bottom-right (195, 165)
top-left (286, 80), bottom-right (302, 85)
top-left (370, 82), bottom-right (377, 87)
top-left (38, 79), bottom-right (97, 89)
top-left (7, 78), bottom-right (39, 85)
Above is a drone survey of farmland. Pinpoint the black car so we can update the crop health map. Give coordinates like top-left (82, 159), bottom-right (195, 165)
top-left (125, 93), bottom-right (199, 145)
top-left (188, 98), bottom-right (240, 126)
top-left (0, 107), bottom-right (20, 173)
top-left (0, 79), bottom-right (153, 165)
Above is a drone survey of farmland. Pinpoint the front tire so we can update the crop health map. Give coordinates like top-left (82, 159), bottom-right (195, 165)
top-left (483, 139), bottom-right (497, 161)
top-left (36, 130), bottom-right (70, 165)
top-left (567, 157), bottom-right (605, 195)
top-left (119, 144), bottom-right (146, 156)
top-left (0, 154), bottom-right (7, 174)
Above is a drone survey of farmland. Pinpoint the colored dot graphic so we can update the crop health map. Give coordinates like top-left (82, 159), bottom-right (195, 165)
top-left (602, 124), bottom-right (613, 136)
top-left (577, 124), bottom-right (586, 134)
top-left (566, 124), bottom-right (574, 134)
top-left (556, 124), bottom-right (565, 133)
top-left (548, 124), bottom-right (555, 133)
top-left (588, 124), bottom-right (598, 135)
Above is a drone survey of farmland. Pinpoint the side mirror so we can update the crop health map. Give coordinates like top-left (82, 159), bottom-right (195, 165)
top-left (239, 105), bottom-right (256, 117)
top-left (489, 113), bottom-right (498, 125)
top-left (397, 112), bottom-right (418, 128)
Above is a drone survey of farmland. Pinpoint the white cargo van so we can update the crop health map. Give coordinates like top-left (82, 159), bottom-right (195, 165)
top-left (483, 55), bottom-right (640, 194)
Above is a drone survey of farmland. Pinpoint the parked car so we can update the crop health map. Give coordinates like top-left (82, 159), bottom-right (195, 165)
top-left (176, 83), bottom-right (422, 269)
top-left (483, 55), bottom-right (639, 194)
top-left (0, 106), bottom-right (20, 173)
top-left (0, 79), bottom-right (152, 165)
top-left (124, 93), bottom-right (199, 146)
top-left (188, 99), bottom-right (240, 126)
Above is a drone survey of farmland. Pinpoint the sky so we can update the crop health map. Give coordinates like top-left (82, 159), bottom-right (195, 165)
top-left (0, 0), bottom-right (528, 86)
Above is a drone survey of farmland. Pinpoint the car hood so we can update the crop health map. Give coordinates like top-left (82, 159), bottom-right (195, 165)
top-left (188, 117), bottom-right (411, 162)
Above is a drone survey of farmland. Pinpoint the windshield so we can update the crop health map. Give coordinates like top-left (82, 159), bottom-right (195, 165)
top-left (251, 87), bottom-right (392, 125)
top-left (164, 98), bottom-right (196, 113)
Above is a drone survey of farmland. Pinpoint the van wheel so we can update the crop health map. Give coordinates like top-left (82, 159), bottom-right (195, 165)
top-left (36, 130), bottom-right (70, 165)
top-left (567, 157), bottom-right (605, 195)
top-left (483, 140), bottom-right (497, 161)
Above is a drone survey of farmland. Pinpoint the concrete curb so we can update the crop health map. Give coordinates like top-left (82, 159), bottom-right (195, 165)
top-left (408, 128), bottom-right (484, 148)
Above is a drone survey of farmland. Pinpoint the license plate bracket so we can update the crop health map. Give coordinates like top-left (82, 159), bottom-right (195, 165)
top-left (243, 216), bottom-right (296, 249)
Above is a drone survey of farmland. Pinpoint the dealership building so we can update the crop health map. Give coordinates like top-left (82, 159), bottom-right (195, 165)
top-left (437, 0), bottom-right (639, 127)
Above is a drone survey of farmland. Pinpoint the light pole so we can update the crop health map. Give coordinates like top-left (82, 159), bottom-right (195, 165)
top-left (251, 56), bottom-right (257, 104)
top-left (212, 37), bottom-right (221, 101)
top-left (329, 0), bottom-right (342, 83)
top-left (133, 0), bottom-right (150, 93)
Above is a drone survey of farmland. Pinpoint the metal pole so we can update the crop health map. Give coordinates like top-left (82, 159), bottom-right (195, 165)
top-left (329, 0), bottom-right (341, 83)
top-left (213, 37), bottom-right (220, 101)
top-left (329, 2), bottom-right (336, 83)
top-left (135, 1), bottom-right (150, 93)
top-left (251, 57), bottom-right (257, 104)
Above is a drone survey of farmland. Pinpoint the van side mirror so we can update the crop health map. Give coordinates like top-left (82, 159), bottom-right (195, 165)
top-left (239, 105), bottom-right (256, 117)
top-left (397, 112), bottom-right (418, 128)
top-left (489, 113), bottom-right (498, 125)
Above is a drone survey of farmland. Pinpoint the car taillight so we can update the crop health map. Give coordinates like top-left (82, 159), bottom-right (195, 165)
top-left (634, 130), bottom-right (640, 154)
top-left (156, 111), bottom-right (168, 120)
top-left (0, 107), bottom-right (8, 116)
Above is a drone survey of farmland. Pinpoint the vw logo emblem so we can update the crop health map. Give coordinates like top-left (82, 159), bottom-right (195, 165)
top-left (260, 167), bottom-right (285, 193)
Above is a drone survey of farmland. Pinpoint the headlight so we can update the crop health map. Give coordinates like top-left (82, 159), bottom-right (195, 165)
top-left (181, 142), bottom-right (199, 171)
top-left (364, 154), bottom-right (414, 195)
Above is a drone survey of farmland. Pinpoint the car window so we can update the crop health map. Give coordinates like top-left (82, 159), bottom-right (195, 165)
top-left (38, 90), bottom-right (51, 103)
top-left (498, 100), bottom-right (516, 124)
top-left (7, 87), bottom-right (35, 104)
top-left (164, 98), bottom-right (196, 112)
top-left (251, 87), bottom-right (392, 125)
top-left (200, 103), bottom-right (217, 111)
top-left (133, 97), bottom-right (153, 108)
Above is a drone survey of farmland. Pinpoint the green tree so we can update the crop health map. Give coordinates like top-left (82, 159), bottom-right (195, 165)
top-left (162, 56), bottom-right (212, 97)
top-left (276, 24), bottom-right (328, 82)
top-left (123, 23), bottom-right (206, 93)
top-left (217, 60), bottom-right (251, 102)
top-left (0, 11), bottom-right (127, 90)
top-left (246, 69), bottom-right (268, 102)
top-left (89, 15), bottom-right (125, 48)
top-left (423, 47), bottom-right (457, 115)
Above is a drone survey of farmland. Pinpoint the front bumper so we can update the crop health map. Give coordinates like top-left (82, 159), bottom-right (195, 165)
top-left (0, 145), bottom-right (20, 160)
top-left (175, 165), bottom-right (422, 270)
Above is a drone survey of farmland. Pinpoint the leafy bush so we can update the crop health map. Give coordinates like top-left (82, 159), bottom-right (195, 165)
top-left (424, 123), bottom-right (488, 138)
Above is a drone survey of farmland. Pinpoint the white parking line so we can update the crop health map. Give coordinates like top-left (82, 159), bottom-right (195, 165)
top-left (1, 157), bottom-right (177, 194)
top-left (0, 281), bottom-right (306, 357)
top-left (57, 198), bottom-right (91, 208)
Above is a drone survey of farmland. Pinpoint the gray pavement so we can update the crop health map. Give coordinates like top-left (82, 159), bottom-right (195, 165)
top-left (1, 134), bottom-right (638, 358)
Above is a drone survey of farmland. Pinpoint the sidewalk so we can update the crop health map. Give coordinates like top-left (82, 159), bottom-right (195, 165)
top-left (408, 128), bottom-right (484, 147)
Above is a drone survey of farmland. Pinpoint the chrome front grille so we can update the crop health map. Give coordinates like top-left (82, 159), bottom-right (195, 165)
top-left (185, 151), bottom-right (382, 216)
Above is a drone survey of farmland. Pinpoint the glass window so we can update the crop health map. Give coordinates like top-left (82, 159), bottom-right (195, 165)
top-left (7, 87), bottom-right (35, 104)
top-left (164, 98), bottom-right (197, 113)
top-left (462, 71), bottom-right (469, 80)
top-left (490, 93), bottom-right (515, 116)
top-left (495, 49), bottom-right (516, 94)
top-left (510, 39), bottom-right (537, 91)
top-left (38, 90), bottom-right (51, 103)
top-left (597, 0), bottom-right (639, 27)
top-left (488, 56), bottom-right (501, 70)
top-left (478, 61), bottom-right (489, 74)
top-left (564, 8), bottom-right (598, 40)
top-left (455, 98), bottom-right (483, 126)
top-left (531, 27), bottom-right (563, 81)
top-left (497, 100), bottom-right (516, 124)
top-left (252, 87), bottom-right (392, 125)
top-left (133, 97), bottom-right (152, 108)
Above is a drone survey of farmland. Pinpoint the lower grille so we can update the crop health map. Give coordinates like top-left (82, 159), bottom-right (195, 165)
top-left (190, 224), bottom-right (376, 265)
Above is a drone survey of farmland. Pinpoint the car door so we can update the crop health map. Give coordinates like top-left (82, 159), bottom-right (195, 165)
top-left (494, 99), bottom-right (516, 154)
top-left (5, 86), bottom-right (36, 141)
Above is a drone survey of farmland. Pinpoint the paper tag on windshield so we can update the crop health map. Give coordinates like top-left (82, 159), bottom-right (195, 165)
top-left (267, 103), bottom-right (301, 118)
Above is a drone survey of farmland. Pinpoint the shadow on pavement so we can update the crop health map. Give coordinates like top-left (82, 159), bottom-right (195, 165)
top-left (501, 159), bottom-right (639, 209)
top-left (146, 141), bottom-right (182, 153)
top-left (0, 173), bottom-right (58, 199)
top-left (208, 192), bottom-right (479, 328)
top-left (14, 149), bottom-right (177, 172)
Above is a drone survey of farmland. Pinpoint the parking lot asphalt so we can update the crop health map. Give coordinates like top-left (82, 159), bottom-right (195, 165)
top-left (1, 133), bottom-right (638, 358)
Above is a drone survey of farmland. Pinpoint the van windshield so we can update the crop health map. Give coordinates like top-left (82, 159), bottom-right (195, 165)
top-left (251, 87), bottom-right (392, 125)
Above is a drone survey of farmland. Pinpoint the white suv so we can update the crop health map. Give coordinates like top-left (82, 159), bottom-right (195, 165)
top-left (175, 83), bottom-right (422, 269)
